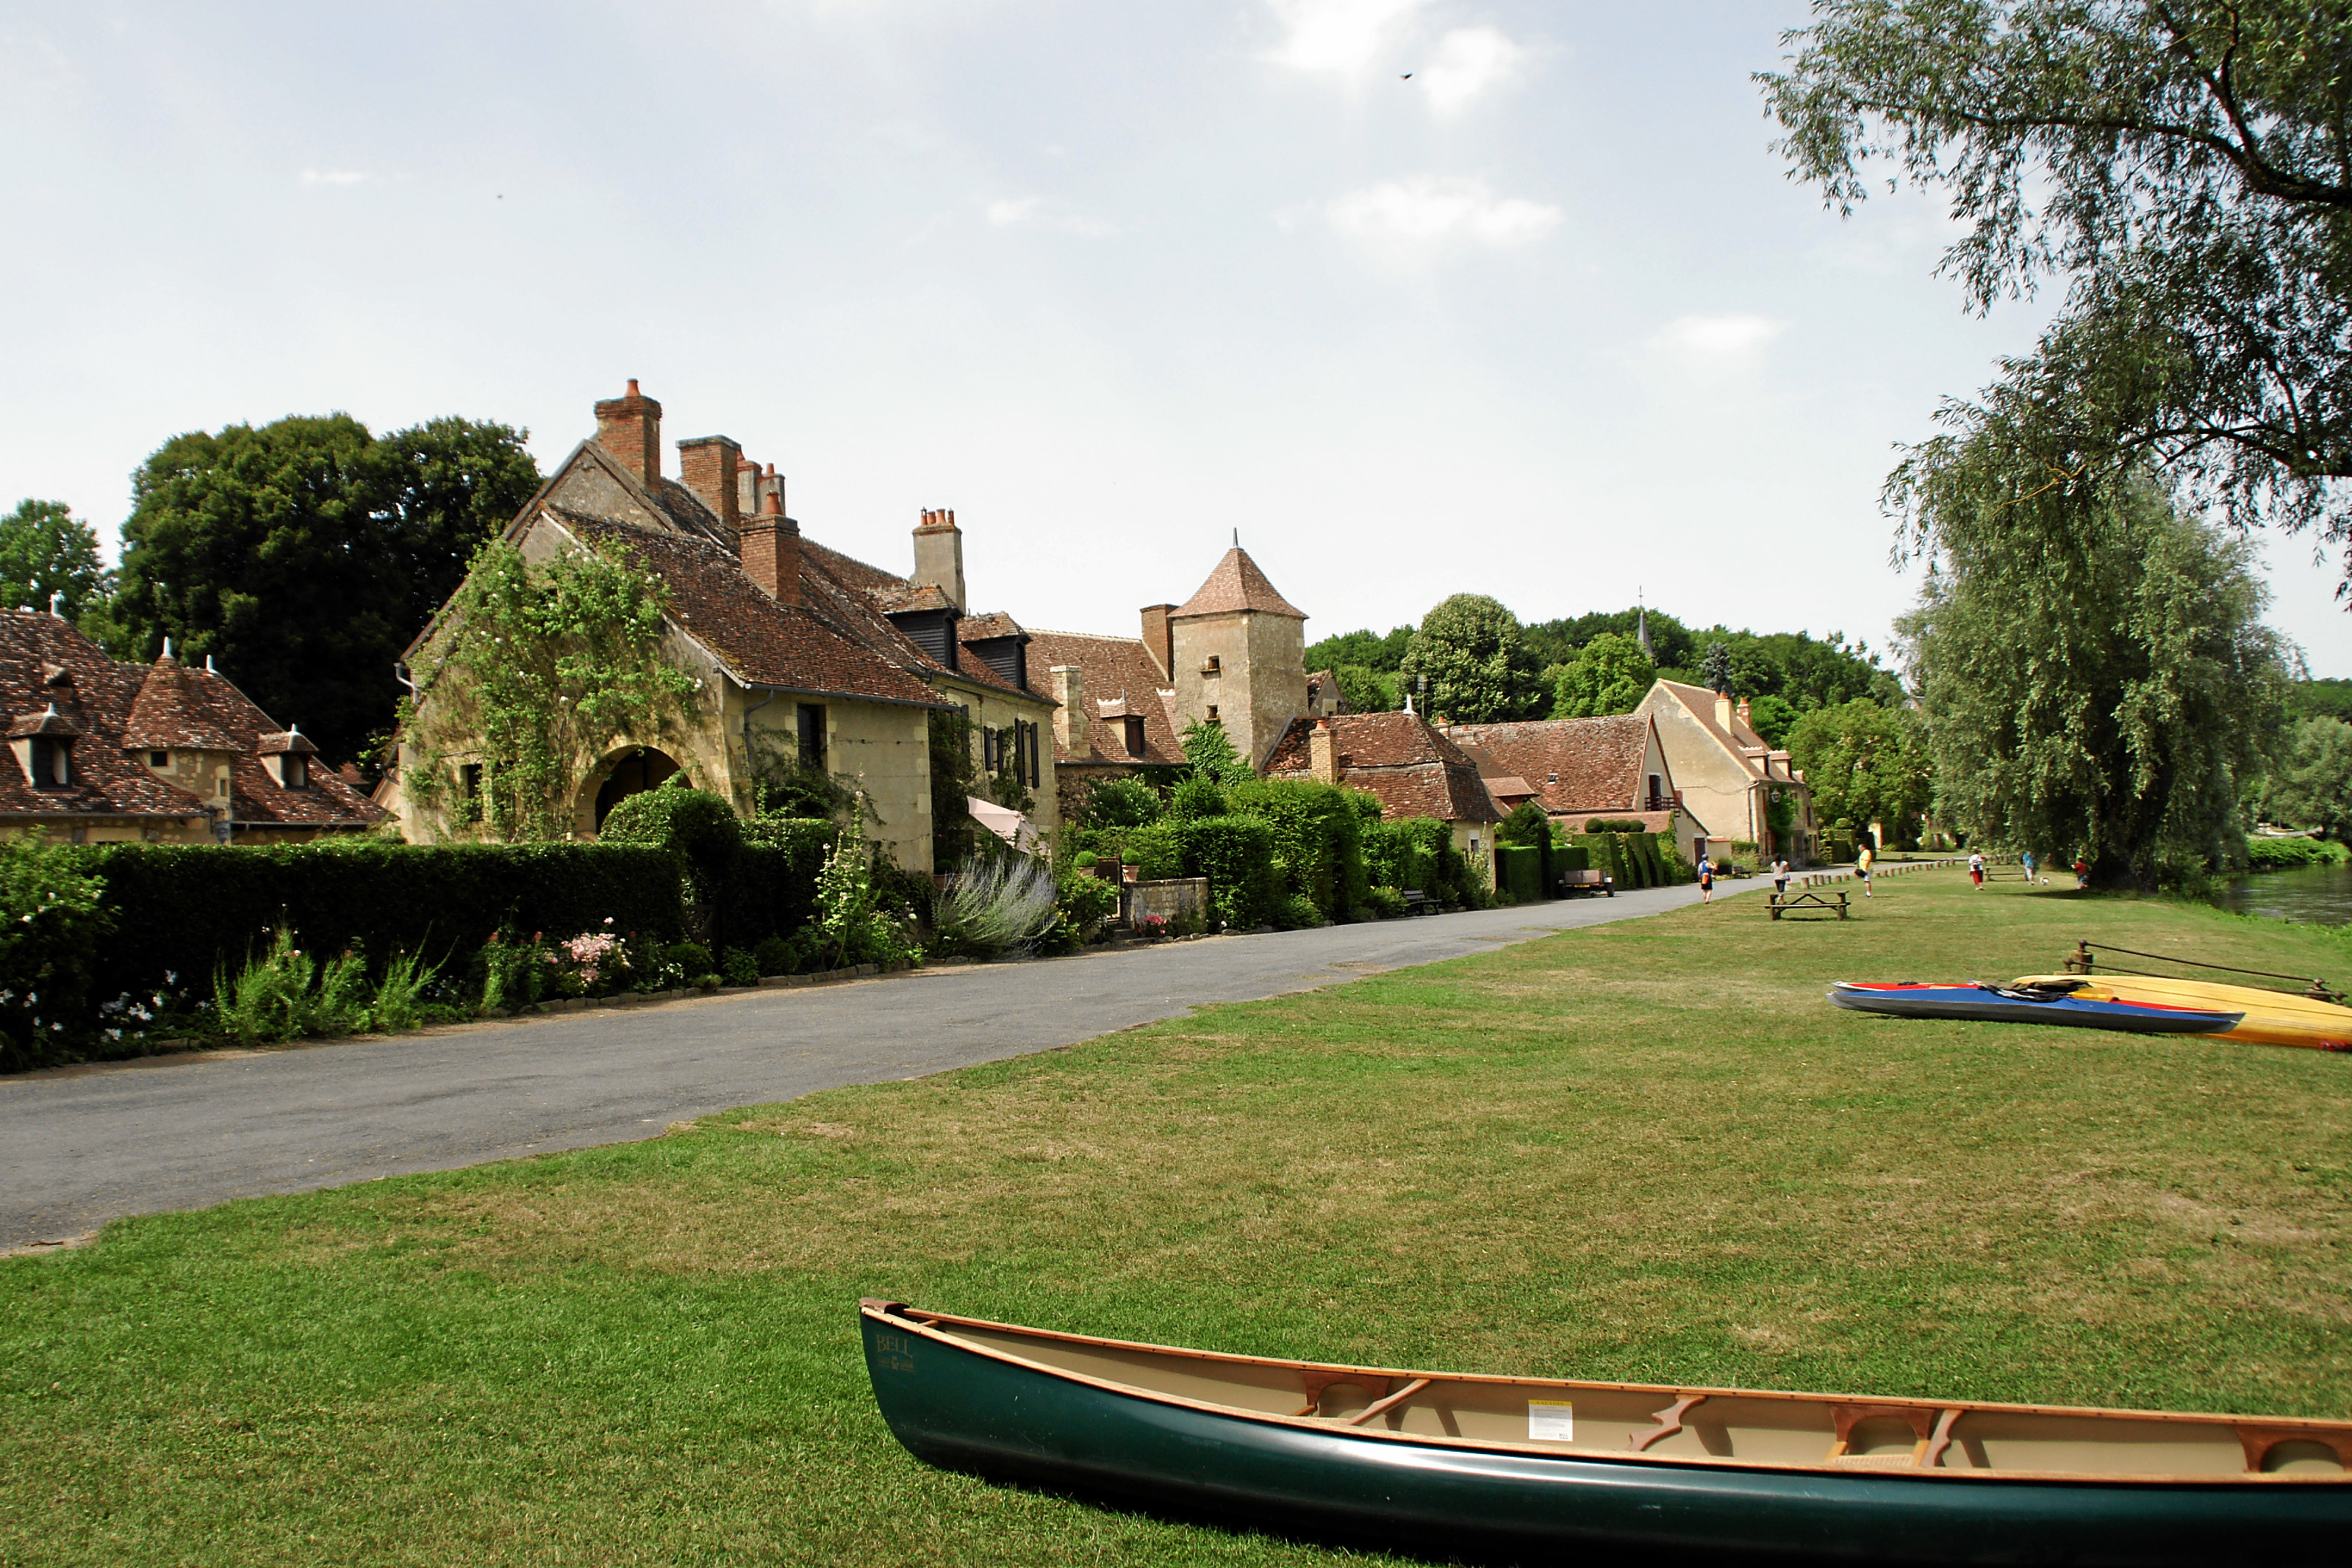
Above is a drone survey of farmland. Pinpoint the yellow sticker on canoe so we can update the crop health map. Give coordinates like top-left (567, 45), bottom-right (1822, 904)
top-left (1527, 1400), bottom-right (1574, 1442)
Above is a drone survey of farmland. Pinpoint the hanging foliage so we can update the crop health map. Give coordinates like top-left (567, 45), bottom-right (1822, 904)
top-left (401, 538), bottom-right (699, 841)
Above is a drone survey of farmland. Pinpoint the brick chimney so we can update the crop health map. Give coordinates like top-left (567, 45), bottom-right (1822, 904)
top-left (1139, 604), bottom-right (1176, 680)
top-left (1735, 696), bottom-right (1753, 733)
top-left (1715, 691), bottom-right (1735, 733)
top-left (592, 379), bottom-right (662, 483)
top-left (1309, 719), bottom-right (1338, 785)
top-left (739, 490), bottom-right (802, 607)
top-left (677, 435), bottom-right (741, 529)
top-left (736, 456), bottom-right (761, 517)
top-left (1052, 663), bottom-right (1090, 760)
top-left (911, 508), bottom-right (967, 610)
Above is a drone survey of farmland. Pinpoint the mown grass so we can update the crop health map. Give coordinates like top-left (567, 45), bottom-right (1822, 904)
top-left (3, 874), bottom-right (2348, 1565)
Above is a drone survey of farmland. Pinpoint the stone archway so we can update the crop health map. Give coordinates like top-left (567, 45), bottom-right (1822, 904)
top-left (590, 746), bottom-right (684, 832)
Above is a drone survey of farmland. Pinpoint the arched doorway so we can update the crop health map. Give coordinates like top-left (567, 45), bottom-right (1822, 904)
top-left (592, 747), bottom-right (684, 831)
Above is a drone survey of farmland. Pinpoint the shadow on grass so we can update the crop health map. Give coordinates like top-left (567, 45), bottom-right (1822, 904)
top-left (941, 1463), bottom-right (1815, 1568)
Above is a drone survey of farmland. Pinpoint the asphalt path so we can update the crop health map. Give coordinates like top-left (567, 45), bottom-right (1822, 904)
top-left (0, 880), bottom-right (1718, 1250)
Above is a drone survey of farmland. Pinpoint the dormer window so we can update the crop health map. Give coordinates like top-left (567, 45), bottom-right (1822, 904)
top-left (7, 705), bottom-right (82, 790)
top-left (1123, 716), bottom-right (1146, 757)
top-left (257, 726), bottom-right (320, 790)
top-left (149, 750), bottom-right (169, 769)
top-left (26, 736), bottom-right (71, 788)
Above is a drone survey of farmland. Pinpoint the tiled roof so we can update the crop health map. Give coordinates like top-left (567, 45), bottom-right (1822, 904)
top-left (1263, 711), bottom-right (1482, 773)
top-left (1170, 547), bottom-right (1306, 620)
top-left (553, 513), bottom-right (946, 706)
top-left (1263, 712), bottom-right (1500, 824)
top-left (0, 612), bottom-right (384, 829)
top-left (1023, 628), bottom-right (1188, 766)
top-left (122, 659), bottom-right (240, 749)
top-left (958, 611), bottom-right (1025, 642)
top-left (1443, 716), bottom-right (1654, 816)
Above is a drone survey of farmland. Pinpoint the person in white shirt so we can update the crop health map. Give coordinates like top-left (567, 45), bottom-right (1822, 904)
top-left (1969, 851), bottom-right (1985, 888)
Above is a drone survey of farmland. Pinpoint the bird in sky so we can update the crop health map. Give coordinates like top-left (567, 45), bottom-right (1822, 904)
top-left (1400, 72), bottom-right (1413, 79)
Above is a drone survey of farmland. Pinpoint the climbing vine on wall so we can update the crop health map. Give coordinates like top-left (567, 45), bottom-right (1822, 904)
top-left (400, 538), bottom-right (699, 841)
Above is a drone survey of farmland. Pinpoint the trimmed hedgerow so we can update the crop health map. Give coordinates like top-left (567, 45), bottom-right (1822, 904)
top-left (1172, 816), bottom-right (1280, 930)
top-left (1225, 778), bottom-right (1373, 923)
top-left (65, 841), bottom-right (687, 1040)
top-left (1495, 844), bottom-right (1545, 904)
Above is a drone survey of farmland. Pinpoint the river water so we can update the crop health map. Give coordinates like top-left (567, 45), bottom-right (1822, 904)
top-left (2210, 863), bottom-right (2352, 927)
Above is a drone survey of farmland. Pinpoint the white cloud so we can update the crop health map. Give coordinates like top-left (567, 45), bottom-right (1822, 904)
top-left (299, 168), bottom-right (370, 187)
top-left (986, 195), bottom-right (1118, 238)
top-left (1265, 0), bottom-right (1428, 76)
top-left (1323, 175), bottom-right (1560, 245)
top-left (1418, 26), bottom-right (1521, 114)
top-left (1649, 314), bottom-right (1787, 358)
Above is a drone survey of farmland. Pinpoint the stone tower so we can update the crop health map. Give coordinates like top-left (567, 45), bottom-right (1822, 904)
top-left (1164, 545), bottom-right (1308, 771)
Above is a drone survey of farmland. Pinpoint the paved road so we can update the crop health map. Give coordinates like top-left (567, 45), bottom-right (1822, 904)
top-left (0, 882), bottom-right (1715, 1249)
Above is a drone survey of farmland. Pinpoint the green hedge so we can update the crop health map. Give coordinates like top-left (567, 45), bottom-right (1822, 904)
top-left (1495, 844), bottom-right (1544, 903)
top-left (1226, 779), bottom-right (1372, 921)
top-left (69, 841), bottom-right (687, 1026)
top-left (1173, 816), bottom-right (1280, 929)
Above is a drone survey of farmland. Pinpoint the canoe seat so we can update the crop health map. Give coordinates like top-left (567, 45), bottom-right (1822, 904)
top-left (1825, 1403), bottom-right (1943, 1464)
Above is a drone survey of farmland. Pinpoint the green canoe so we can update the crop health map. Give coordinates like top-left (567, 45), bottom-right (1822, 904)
top-left (861, 1300), bottom-right (2352, 1564)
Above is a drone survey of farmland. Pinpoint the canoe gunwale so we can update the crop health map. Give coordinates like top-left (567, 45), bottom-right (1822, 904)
top-left (862, 1301), bottom-right (2352, 1488)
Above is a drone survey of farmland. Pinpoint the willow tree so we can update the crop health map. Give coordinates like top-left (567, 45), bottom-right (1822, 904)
top-left (1765, 1), bottom-right (2352, 595)
top-left (399, 539), bottom-right (698, 841)
top-left (1896, 438), bottom-right (2287, 888)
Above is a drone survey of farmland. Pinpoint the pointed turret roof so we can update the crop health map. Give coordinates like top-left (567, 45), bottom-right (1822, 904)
top-left (1169, 546), bottom-right (1305, 619)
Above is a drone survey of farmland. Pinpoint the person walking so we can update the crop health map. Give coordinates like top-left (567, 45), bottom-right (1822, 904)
top-left (1697, 852), bottom-right (1715, 905)
top-left (1969, 850), bottom-right (1985, 888)
top-left (2021, 849), bottom-right (2036, 885)
top-left (1857, 842), bottom-right (1874, 898)
top-left (2073, 855), bottom-right (2090, 890)
top-left (1771, 855), bottom-right (1790, 899)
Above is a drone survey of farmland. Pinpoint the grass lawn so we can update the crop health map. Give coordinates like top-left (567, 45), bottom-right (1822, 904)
top-left (4, 873), bottom-right (2349, 1565)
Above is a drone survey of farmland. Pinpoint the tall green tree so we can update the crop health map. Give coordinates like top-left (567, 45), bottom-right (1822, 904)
top-left (110, 414), bottom-right (540, 763)
top-left (1549, 631), bottom-right (1654, 718)
top-left (1897, 445), bottom-right (2289, 889)
top-left (0, 500), bottom-right (111, 622)
top-left (2260, 716), bottom-right (2352, 840)
top-left (1399, 594), bottom-right (1545, 724)
top-left (1765, 1), bottom-right (2352, 591)
top-left (1304, 625), bottom-right (1414, 674)
top-left (1785, 698), bottom-right (1933, 839)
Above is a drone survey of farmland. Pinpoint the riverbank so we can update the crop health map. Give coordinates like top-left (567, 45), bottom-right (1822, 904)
top-left (3, 871), bottom-right (2345, 1566)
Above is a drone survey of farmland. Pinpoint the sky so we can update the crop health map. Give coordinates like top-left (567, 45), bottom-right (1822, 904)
top-left (3, 0), bottom-right (2345, 677)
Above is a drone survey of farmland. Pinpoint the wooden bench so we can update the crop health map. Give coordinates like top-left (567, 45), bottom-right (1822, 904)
top-left (1769, 891), bottom-right (1849, 921)
top-left (1401, 891), bottom-right (1440, 916)
top-left (1557, 868), bottom-right (1613, 898)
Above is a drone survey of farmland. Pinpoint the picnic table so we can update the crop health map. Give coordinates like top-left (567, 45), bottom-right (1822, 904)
top-left (1768, 890), bottom-right (1849, 921)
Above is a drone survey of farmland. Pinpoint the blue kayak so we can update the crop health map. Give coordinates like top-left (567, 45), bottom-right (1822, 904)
top-left (1829, 981), bottom-right (2244, 1035)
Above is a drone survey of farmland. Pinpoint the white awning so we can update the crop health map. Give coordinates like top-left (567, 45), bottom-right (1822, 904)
top-left (966, 795), bottom-right (1042, 855)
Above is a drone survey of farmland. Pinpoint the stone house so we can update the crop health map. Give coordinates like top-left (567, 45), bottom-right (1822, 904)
top-left (0, 608), bottom-right (384, 844)
top-left (1633, 679), bottom-right (1815, 862)
top-left (1031, 542), bottom-right (1316, 821)
top-left (1441, 713), bottom-right (1710, 864)
top-left (1261, 711), bottom-right (1503, 858)
top-left (392, 383), bottom-right (1058, 872)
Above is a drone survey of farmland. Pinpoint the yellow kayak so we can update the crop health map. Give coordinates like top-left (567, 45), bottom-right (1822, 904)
top-left (2009, 975), bottom-right (2352, 1051)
